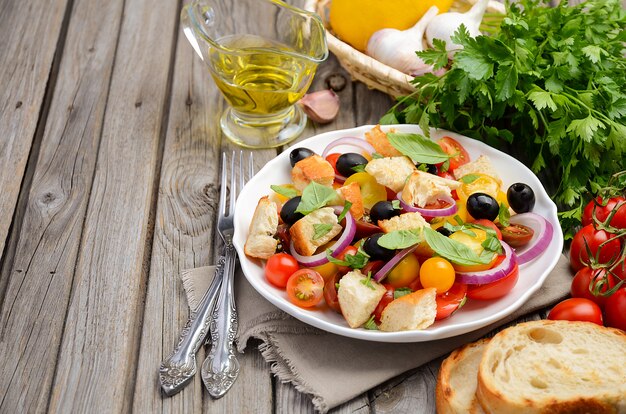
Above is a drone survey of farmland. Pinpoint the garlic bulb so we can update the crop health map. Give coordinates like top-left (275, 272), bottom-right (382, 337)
top-left (366, 6), bottom-right (440, 76)
top-left (426, 0), bottom-right (489, 54)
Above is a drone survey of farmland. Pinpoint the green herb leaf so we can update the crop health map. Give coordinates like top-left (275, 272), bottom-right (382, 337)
top-left (423, 227), bottom-right (495, 265)
top-left (372, 152), bottom-right (384, 159)
top-left (296, 182), bottom-right (336, 214)
top-left (391, 200), bottom-right (401, 210)
top-left (351, 164), bottom-right (367, 173)
top-left (481, 234), bottom-right (503, 254)
top-left (394, 287), bottom-right (413, 299)
top-left (386, 133), bottom-right (451, 164)
top-left (312, 224), bottom-right (333, 240)
top-left (337, 201), bottom-right (352, 223)
top-left (459, 174), bottom-right (481, 184)
top-left (363, 315), bottom-right (378, 330)
top-left (270, 185), bottom-right (298, 199)
top-left (360, 271), bottom-right (375, 290)
top-left (498, 203), bottom-right (510, 227)
top-left (377, 229), bottom-right (422, 250)
top-left (325, 249), bottom-right (369, 269)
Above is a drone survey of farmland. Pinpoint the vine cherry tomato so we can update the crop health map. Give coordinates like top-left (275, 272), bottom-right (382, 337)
top-left (547, 298), bottom-right (603, 326)
top-left (420, 257), bottom-right (455, 294)
top-left (467, 263), bottom-right (519, 300)
top-left (498, 223), bottom-right (534, 248)
top-left (437, 136), bottom-right (470, 171)
top-left (286, 269), bottom-right (325, 308)
top-left (582, 196), bottom-right (626, 229)
top-left (435, 282), bottom-right (468, 320)
top-left (604, 287), bottom-right (626, 331)
top-left (325, 153), bottom-right (341, 176)
top-left (569, 224), bottom-right (621, 271)
top-left (570, 267), bottom-right (616, 309)
top-left (373, 284), bottom-right (395, 322)
top-left (265, 253), bottom-right (299, 288)
top-left (386, 254), bottom-right (420, 288)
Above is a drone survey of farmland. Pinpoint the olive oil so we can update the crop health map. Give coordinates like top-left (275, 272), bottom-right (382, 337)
top-left (209, 35), bottom-right (317, 115)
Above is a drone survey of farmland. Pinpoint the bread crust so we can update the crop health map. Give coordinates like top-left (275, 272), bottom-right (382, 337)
top-left (365, 125), bottom-right (402, 157)
top-left (337, 182), bottom-right (364, 220)
top-left (244, 196), bottom-right (279, 259)
top-left (291, 155), bottom-right (335, 191)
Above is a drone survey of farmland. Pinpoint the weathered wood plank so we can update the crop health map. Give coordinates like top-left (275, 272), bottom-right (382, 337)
top-left (0, 0), bottom-right (69, 277)
top-left (46, 0), bottom-right (180, 410)
top-left (0, 0), bottom-right (125, 411)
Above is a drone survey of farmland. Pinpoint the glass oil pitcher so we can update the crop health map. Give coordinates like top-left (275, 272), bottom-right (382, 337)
top-left (181, 0), bottom-right (328, 149)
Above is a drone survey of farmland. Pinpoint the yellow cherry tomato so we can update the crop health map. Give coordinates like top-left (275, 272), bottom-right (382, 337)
top-left (386, 254), bottom-right (420, 288)
top-left (312, 261), bottom-right (339, 283)
top-left (457, 174), bottom-right (501, 203)
top-left (429, 201), bottom-right (469, 230)
top-left (419, 257), bottom-right (455, 294)
top-left (449, 229), bottom-right (498, 272)
top-left (496, 190), bottom-right (509, 208)
top-left (344, 172), bottom-right (387, 210)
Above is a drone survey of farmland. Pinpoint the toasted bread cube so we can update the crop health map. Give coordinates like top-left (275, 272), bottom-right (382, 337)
top-left (337, 270), bottom-right (387, 328)
top-left (291, 155), bottom-right (335, 191)
top-left (336, 182), bottom-right (364, 220)
top-left (365, 125), bottom-right (402, 157)
top-left (402, 170), bottom-right (460, 208)
top-left (379, 288), bottom-right (437, 332)
top-left (289, 207), bottom-right (342, 256)
top-left (378, 212), bottom-right (429, 233)
top-left (453, 155), bottom-right (502, 186)
top-left (244, 196), bottom-right (279, 259)
top-left (365, 156), bottom-right (416, 193)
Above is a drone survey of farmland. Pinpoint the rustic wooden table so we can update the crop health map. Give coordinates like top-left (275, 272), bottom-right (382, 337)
top-left (0, 0), bottom-right (601, 412)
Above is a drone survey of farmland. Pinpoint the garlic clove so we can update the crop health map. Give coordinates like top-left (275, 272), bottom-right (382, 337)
top-left (426, 0), bottom-right (489, 54)
top-left (299, 90), bottom-right (340, 124)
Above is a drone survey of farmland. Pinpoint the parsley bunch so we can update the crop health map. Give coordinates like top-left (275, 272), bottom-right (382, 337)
top-left (382, 0), bottom-right (626, 238)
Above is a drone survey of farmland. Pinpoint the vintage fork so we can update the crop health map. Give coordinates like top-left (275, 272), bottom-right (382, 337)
top-left (159, 151), bottom-right (253, 397)
top-left (202, 151), bottom-right (253, 398)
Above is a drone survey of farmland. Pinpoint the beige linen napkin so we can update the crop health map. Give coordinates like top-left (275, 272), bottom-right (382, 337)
top-left (181, 255), bottom-right (571, 413)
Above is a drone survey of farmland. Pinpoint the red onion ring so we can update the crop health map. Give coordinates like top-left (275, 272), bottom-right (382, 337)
top-left (289, 207), bottom-right (356, 267)
top-left (456, 242), bottom-right (517, 284)
top-left (373, 245), bottom-right (418, 282)
top-left (397, 192), bottom-right (458, 217)
top-left (321, 137), bottom-right (376, 159)
top-left (334, 174), bottom-right (346, 184)
top-left (508, 212), bottom-right (553, 265)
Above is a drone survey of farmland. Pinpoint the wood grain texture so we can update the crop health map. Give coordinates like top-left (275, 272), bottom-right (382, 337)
top-left (46, 0), bottom-right (179, 411)
top-left (0, 0), bottom-right (124, 411)
top-left (0, 0), bottom-right (69, 271)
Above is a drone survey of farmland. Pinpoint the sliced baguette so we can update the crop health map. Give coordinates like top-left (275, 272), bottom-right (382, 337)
top-left (436, 338), bottom-right (489, 414)
top-left (476, 320), bottom-right (626, 414)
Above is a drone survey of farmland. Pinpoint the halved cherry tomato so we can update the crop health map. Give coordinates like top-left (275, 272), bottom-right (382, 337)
top-left (312, 261), bottom-right (339, 283)
top-left (605, 287), bottom-right (626, 331)
top-left (354, 220), bottom-right (382, 241)
top-left (286, 269), bottom-right (325, 308)
top-left (570, 224), bottom-right (621, 271)
top-left (325, 153), bottom-right (341, 176)
top-left (436, 282), bottom-right (468, 320)
top-left (386, 254), bottom-right (420, 288)
top-left (373, 284), bottom-right (395, 322)
top-left (456, 174), bottom-right (500, 202)
top-left (499, 223), bottom-right (534, 248)
top-left (323, 272), bottom-right (342, 312)
top-left (571, 268), bottom-right (616, 309)
top-left (437, 136), bottom-right (470, 171)
top-left (265, 253), bottom-right (299, 288)
top-left (344, 172), bottom-right (387, 209)
top-left (467, 263), bottom-right (519, 300)
top-left (547, 298), bottom-right (603, 325)
top-left (472, 219), bottom-right (502, 240)
top-left (420, 257), bottom-right (455, 294)
top-left (362, 260), bottom-right (384, 276)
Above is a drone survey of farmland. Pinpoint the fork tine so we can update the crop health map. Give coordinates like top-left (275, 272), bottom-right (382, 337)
top-left (239, 151), bottom-right (245, 195)
top-left (229, 151), bottom-right (236, 215)
top-left (218, 152), bottom-right (227, 215)
top-left (248, 152), bottom-right (254, 180)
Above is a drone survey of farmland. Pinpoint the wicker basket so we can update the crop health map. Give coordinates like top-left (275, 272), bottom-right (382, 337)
top-left (304, 0), bottom-right (505, 97)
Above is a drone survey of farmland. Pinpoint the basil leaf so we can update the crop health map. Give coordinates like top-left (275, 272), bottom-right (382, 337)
top-left (394, 287), bottom-right (413, 299)
top-left (498, 203), bottom-right (511, 227)
top-left (270, 184), bottom-right (298, 199)
top-left (377, 229), bottom-right (421, 250)
top-left (482, 234), bottom-right (503, 254)
top-left (387, 133), bottom-right (451, 164)
top-left (423, 227), bottom-right (495, 265)
top-left (295, 182), bottom-right (336, 214)
top-left (325, 249), bottom-right (369, 269)
top-left (363, 315), bottom-right (378, 330)
top-left (391, 199), bottom-right (401, 210)
top-left (337, 201), bottom-right (352, 223)
top-left (312, 223), bottom-right (333, 240)
top-left (352, 164), bottom-right (366, 173)
top-left (459, 174), bottom-right (481, 184)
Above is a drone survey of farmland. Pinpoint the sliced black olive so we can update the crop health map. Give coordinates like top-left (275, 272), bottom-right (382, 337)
top-left (363, 233), bottom-right (395, 261)
top-left (280, 196), bottom-right (304, 225)
top-left (507, 183), bottom-right (535, 213)
top-left (289, 148), bottom-right (315, 167)
top-left (336, 153), bottom-right (368, 177)
top-left (436, 227), bottom-right (453, 237)
top-left (370, 201), bottom-right (401, 224)
top-left (466, 193), bottom-right (499, 221)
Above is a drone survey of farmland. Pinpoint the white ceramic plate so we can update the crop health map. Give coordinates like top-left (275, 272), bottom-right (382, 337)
top-left (233, 125), bottom-right (564, 343)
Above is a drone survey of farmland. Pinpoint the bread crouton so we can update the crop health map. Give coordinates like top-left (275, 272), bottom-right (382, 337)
top-left (244, 196), bottom-right (279, 259)
top-left (289, 207), bottom-right (342, 256)
top-left (337, 270), bottom-right (386, 328)
top-left (364, 156), bottom-right (416, 193)
top-left (378, 212), bottom-right (429, 233)
top-left (402, 170), bottom-right (460, 208)
top-left (336, 182), bottom-right (364, 220)
top-left (453, 155), bottom-right (502, 186)
top-left (291, 155), bottom-right (335, 191)
top-left (365, 125), bottom-right (403, 157)
top-left (378, 288), bottom-right (437, 331)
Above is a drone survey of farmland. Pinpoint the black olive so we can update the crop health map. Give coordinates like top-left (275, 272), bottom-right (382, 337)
top-left (280, 196), bottom-right (304, 225)
top-left (336, 153), bottom-right (368, 177)
top-left (466, 193), bottom-right (499, 221)
top-left (507, 183), bottom-right (536, 213)
top-left (436, 227), bottom-right (453, 237)
top-left (417, 163), bottom-right (438, 175)
top-left (363, 233), bottom-right (395, 261)
top-left (370, 201), bottom-right (401, 223)
top-left (289, 148), bottom-right (315, 167)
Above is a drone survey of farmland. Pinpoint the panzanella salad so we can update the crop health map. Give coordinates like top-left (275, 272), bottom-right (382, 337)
top-left (244, 126), bottom-right (553, 332)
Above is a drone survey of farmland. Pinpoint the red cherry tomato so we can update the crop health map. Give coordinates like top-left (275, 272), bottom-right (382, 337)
top-left (467, 263), bottom-right (519, 300)
top-left (325, 153), bottom-right (341, 176)
top-left (286, 269), bottom-right (325, 308)
top-left (570, 268), bottom-right (616, 309)
top-left (605, 287), bottom-right (626, 331)
top-left (547, 298), bottom-right (603, 326)
top-left (265, 253), bottom-right (300, 288)
top-left (354, 220), bottom-right (382, 240)
top-left (437, 136), bottom-right (470, 172)
top-left (323, 272), bottom-right (342, 313)
top-left (362, 260), bottom-right (384, 276)
top-left (472, 219), bottom-right (502, 240)
top-left (436, 282), bottom-right (468, 320)
top-left (569, 224), bottom-right (621, 271)
top-left (336, 245), bottom-right (358, 274)
top-left (385, 187), bottom-right (398, 201)
top-left (373, 284), bottom-right (395, 322)
top-left (582, 196), bottom-right (626, 229)
top-left (498, 223), bottom-right (534, 248)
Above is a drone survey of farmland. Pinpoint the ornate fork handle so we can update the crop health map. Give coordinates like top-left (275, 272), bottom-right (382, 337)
top-left (202, 242), bottom-right (240, 398)
top-left (159, 264), bottom-right (224, 396)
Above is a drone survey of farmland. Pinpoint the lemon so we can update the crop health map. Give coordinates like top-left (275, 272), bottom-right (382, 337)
top-left (329, 0), bottom-right (454, 52)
